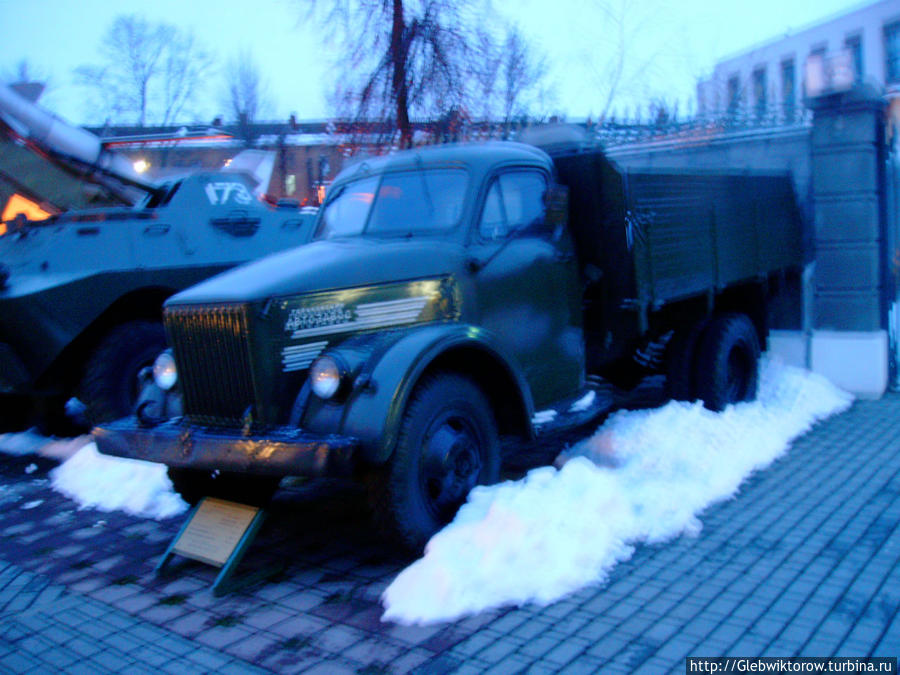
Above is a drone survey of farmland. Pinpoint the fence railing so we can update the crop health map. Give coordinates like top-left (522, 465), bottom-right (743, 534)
top-left (592, 104), bottom-right (814, 148)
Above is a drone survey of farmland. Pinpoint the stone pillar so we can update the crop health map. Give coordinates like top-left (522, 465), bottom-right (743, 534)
top-left (808, 85), bottom-right (888, 397)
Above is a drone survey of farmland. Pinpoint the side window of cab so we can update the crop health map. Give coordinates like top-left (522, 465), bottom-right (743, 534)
top-left (478, 170), bottom-right (548, 241)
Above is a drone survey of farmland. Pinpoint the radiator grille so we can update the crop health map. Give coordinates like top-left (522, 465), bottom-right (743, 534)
top-left (164, 304), bottom-right (256, 426)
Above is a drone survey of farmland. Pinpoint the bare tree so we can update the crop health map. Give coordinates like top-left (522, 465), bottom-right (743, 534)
top-left (161, 31), bottom-right (215, 125)
top-left (75, 15), bottom-right (212, 126)
top-left (220, 49), bottom-right (272, 144)
top-left (222, 50), bottom-right (271, 124)
top-left (469, 26), bottom-right (502, 124)
top-left (586, 0), bottom-right (679, 121)
top-left (498, 26), bottom-right (548, 134)
top-left (309, 0), bottom-right (484, 148)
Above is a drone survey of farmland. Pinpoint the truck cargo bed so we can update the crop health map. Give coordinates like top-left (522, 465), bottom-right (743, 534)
top-left (625, 170), bottom-right (803, 307)
top-left (549, 147), bottom-right (804, 368)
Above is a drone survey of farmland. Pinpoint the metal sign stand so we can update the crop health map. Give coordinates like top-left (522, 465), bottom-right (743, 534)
top-left (156, 497), bottom-right (273, 596)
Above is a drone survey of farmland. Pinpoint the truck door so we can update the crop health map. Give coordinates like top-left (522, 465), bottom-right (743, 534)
top-left (471, 168), bottom-right (584, 408)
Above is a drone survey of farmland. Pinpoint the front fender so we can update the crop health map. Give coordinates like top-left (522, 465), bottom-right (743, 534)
top-left (302, 323), bottom-right (535, 465)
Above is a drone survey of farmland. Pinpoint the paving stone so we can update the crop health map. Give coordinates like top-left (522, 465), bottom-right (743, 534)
top-left (184, 646), bottom-right (235, 671)
top-left (128, 644), bottom-right (176, 667)
top-left (91, 648), bottom-right (135, 671)
top-left (313, 622), bottom-right (368, 654)
top-left (483, 654), bottom-right (532, 675)
top-left (151, 600), bottom-right (205, 631)
top-left (242, 606), bottom-right (295, 630)
top-left (268, 611), bottom-right (331, 638)
top-left (194, 623), bottom-right (254, 650)
top-left (386, 620), bottom-right (446, 647)
top-left (451, 631), bottom-right (500, 658)
top-left (542, 636), bottom-right (591, 666)
top-left (342, 636), bottom-right (406, 664)
top-left (516, 633), bottom-right (565, 661)
top-left (389, 646), bottom-right (433, 673)
top-left (66, 660), bottom-right (114, 675)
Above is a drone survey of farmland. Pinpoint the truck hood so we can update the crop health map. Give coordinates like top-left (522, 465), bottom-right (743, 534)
top-left (167, 237), bottom-right (467, 305)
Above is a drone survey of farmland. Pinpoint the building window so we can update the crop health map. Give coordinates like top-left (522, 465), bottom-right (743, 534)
top-left (886, 21), bottom-right (900, 84)
top-left (752, 67), bottom-right (767, 118)
top-left (727, 75), bottom-right (741, 114)
top-left (806, 45), bottom-right (827, 97)
top-left (844, 34), bottom-right (863, 82)
top-left (781, 59), bottom-right (795, 121)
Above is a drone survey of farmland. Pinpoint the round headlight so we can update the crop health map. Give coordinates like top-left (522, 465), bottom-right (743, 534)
top-left (153, 350), bottom-right (178, 391)
top-left (310, 355), bottom-right (341, 399)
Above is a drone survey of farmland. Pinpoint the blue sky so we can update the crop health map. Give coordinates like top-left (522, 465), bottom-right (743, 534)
top-left (0, 0), bottom-right (870, 125)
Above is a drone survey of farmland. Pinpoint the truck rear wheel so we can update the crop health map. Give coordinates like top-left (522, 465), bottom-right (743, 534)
top-left (166, 468), bottom-right (280, 507)
top-left (366, 373), bottom-right (500, 554)
top-left (665, 320), bottom-right (708, 401)
top-left (79, 320), bottom-right (167, 427)
top-left (695, 314), bottom-right (760, 411)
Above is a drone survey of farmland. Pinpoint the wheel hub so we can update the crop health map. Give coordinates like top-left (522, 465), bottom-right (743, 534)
top-left (421, 415), bottom-right (483, 519)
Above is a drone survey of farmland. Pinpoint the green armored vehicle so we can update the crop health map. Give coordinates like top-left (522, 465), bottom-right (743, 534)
top-left (0, 172), bottom-right (317, 431)
top-left (95, 138), bottom-right (803, 551)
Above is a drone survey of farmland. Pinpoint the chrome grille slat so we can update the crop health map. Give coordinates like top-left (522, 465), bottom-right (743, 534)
top-left (165, 304), bottom-right (255, 426)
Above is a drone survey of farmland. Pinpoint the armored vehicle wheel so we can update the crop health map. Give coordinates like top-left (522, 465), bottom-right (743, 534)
top-left (34, 394), bottom-right (85, 437)
top-left (695, 314), bottom-right (760, 412)
top-left (366, 373), bottom-right (500, 554)
top-left (665, 319), bottom-right (708, 401)
top-left (0, 395), bottom-right (34, 433)
top-left (166, 468), bottom-right (281, 507)
top-left (79, 320), bottom-right (167, 427)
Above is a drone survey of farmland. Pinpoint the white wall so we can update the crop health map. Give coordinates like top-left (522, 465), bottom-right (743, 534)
top-left (698, 0), bottom-right (900, 115)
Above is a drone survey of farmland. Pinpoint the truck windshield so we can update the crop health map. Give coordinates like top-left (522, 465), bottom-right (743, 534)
top-left (316, 168), bottom-right (468, 239)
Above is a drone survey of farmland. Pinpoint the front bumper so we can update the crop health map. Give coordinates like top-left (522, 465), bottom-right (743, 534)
top-left (93, 417), bottom-right (360, 477)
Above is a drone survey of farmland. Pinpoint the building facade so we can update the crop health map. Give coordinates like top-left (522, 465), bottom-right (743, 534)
top-left (696, 0), bottom-right (900, 127)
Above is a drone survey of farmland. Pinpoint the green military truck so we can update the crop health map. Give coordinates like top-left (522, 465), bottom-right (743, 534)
top-left (94, 136), bottom-right (803, 551)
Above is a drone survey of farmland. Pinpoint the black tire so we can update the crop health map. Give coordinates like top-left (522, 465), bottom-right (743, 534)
top-left (695, 314), bottom-right (760, 412)
top-left (665, 320), bottom-right (708, 401)
top-left (78, 320), bottom-right (167, 427)
top-left (366, 373), bottom-right (500, 553)
top-left (34, 395), bottom-right (85, 437)
top-left (0, 395), bottom-right (35, 433)
top-left (167, 468), bottom-right (281, 507)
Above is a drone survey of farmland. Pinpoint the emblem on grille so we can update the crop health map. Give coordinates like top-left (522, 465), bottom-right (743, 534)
top-left (284, 296), bottom-right (430, 340)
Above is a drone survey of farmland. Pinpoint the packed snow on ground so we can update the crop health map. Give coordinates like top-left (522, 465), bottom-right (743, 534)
top-left (0, 430), bottom-right (187, 520)
top-left (381, 357), bottom-right (853, 625)
top-left (49, 443), bottom-right (187, 520)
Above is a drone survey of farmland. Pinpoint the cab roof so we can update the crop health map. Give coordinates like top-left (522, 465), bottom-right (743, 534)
top-left (332, 141), bottom-right (552, 186)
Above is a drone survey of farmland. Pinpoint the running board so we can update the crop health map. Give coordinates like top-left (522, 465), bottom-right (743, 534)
top-left (530, 381), bottom-right (615, 437)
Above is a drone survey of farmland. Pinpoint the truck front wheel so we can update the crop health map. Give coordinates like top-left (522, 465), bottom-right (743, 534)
top-left (366, 373), bottom-right (500, 553)
top-left (695, 314), bottom-right (760, 411)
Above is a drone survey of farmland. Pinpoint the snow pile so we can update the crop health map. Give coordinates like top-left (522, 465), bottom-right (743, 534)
top-left (0, 429), bottom-right (56, 456)
top-left (50, 443), bottom-right (187, 520)
top-left (382, 358), bottom-right (853, 625)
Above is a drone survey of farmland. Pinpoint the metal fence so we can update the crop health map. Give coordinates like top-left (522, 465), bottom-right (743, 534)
top-left (591, 104), bottom-right (814, 149)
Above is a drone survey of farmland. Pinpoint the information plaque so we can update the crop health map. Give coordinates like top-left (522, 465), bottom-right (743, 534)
top-left (173, 498), bottom-right (259, 566)
top-left (156, 497), bottom-right (270, 595)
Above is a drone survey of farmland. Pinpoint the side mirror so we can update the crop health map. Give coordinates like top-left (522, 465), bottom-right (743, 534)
top-left (545, 185), bottom-right (569, 241)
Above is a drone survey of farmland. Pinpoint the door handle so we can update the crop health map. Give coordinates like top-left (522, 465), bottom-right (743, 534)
top-left (143, 224), bottom-right (170, 236)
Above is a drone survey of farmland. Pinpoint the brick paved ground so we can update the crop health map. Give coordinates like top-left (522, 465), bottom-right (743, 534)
top-left (1, 393), bottom-right (899, 674)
